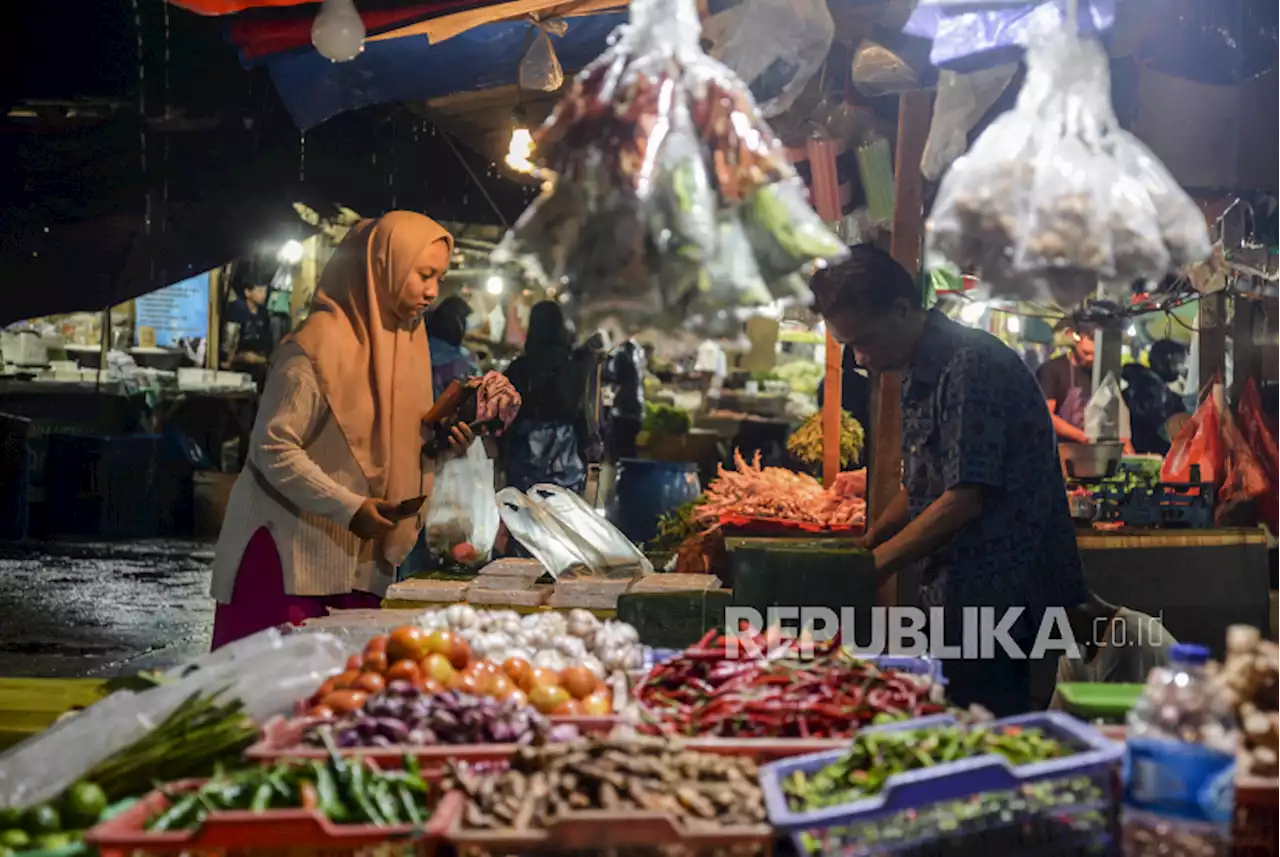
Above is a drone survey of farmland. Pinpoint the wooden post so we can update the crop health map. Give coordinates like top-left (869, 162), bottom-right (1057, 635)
top-left (806, 137), bottom-right (844, 488)
top-left (1197, 291), bottom-right (1227, 394)
top-left (874, 90), bottom-right (932, 607)
top-left (1230, 292), bottom-right (1262, 403)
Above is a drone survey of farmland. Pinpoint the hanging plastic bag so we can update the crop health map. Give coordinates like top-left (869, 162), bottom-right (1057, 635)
top-left (492, 0), bottom-right (846, 314)
top-left (1217, 394), bottom-right (1269, 523)
top-left (1161, 388), bottom-right (1226, 485)
top-left (1238, 378), bottom-right (1278, 533)
top-left (496, 487), bottom-right (596, 580)
top-left (424, 442), bottom-right (500, 565)
top-left (850, 40), bottom-right (919, 98)
top-left (1083, 371), bottom-right (1131, 443)
top-left (921, 65), bottom-right (1019, 181)
top-left (518, 19), bottom-right (568, 92)
top-left (702, 0), bottom-right (835, 117)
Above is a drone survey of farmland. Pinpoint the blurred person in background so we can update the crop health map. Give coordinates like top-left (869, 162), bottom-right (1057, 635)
top-left (425, 295), bottom-right (477, 398)
top-left (606, 338), bottom-right (646, 460)
top-left (503, 301), bottom-right (589, 493)
top-left (1122, 340), bottom-right (1188, 454)
top-left (225, 282), bottom-right (275, 389)
top-left (574, 329), bottom-right (612, 466)
top-left (1037, 322), bottom-right (1095, 444)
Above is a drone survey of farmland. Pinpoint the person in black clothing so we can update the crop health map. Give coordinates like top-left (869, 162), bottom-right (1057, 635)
top-left (1122, 340), bottom-right (1188, 454)
top-left (503, 301), bottom-right (589, 493)
top-left (225, 283), bottom-right (275, 389)
top-left (606, 339), bottom-right (646, 460)
top-left (816, 346), bottom-right (874, 470)
top-left (1036, 323), bottom-right (1095, 445)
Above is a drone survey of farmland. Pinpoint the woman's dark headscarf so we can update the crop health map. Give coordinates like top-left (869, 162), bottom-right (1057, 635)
top-left (507, 300), bottom-right (581, 424)
top-left (524, 301), bottom-right (572, 362)
top-left (426, 295), bottom-right (470, 347)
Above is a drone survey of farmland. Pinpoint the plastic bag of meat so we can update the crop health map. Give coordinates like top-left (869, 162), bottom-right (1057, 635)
top-left (491, 0), bottom-right (846, 314)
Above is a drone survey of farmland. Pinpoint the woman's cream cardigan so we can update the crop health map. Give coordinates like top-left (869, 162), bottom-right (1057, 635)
top-left (210, 342), bottom-right (430, 603)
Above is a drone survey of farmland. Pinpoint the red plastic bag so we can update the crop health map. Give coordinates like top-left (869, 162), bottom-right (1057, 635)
top-left (1237, 379), bottom-right (1279, 533)
top-left (1217, 400), bottom-right (1269, 523)
top-left (1161, 391), bottom-right (1225, 485)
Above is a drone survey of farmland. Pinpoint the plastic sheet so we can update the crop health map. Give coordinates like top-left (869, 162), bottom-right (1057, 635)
top-left (491, 0), bottom-right (846, 315)
top-left (920, 65), bottom-right (1018, 181)
top-left (519, 19), bottom-right (569, 92)
top-left (424, 442), bottom-right (501, 563)
top-left (702, 0), bottom-right (834, 117)
top-left (1083, 372), bottom-right (1130, 443)
top-left (924, 30), bottom-right (1211, 308)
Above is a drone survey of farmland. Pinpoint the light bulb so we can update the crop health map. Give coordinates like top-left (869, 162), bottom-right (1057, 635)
top-left (278, 239), bottom-right (304, 265)
top-left (312, 0), bottom-right (365, 63)
top-left (505, 127), bottom-right (534, 173)
top-left (486, 276), bottom-right (504, 295)
top-left (1127, 324), bottom-right (1137, 337)
top-left (959, 301), bottom-right (985, 325)
top-left (1006, 315), bottom-right (1021, 334)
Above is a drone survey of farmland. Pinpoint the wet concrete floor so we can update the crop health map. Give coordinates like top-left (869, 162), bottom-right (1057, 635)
top-left (0, 540), bottom-right (215, 678)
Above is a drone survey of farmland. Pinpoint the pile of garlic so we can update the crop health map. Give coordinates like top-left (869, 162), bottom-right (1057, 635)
top-left (418, 605), bottom-right (644, 679)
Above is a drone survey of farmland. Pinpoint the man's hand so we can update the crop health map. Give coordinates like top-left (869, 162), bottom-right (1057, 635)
top-left (854, 528), bottom-right (877, 551)
top-left (349, 498), bottom-right (397, 540)
top-left (447, 421), bottom-right (477, 455)
top-left (237, 351), bottom-right (267, 365)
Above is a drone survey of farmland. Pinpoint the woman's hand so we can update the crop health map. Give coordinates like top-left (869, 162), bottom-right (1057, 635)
top-left (349, 498), bottom-right (398, 540)
top-left (447, 421), bottom-right (477, 455)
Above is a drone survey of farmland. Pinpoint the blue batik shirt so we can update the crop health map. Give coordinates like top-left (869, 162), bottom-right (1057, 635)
top-left (902, 310), bottom-right (1088, 638)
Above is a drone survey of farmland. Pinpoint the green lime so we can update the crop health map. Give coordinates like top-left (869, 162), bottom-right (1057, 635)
top-left (60, 785), bottom-right (105, 830)
top-left (0, 811), bottom-right (19, 830)
top-left (21, 806), bottom-right (60, 837)
top-left (0, 830), bottom-right (30, 849)
top-left (33, 833), bottom-right (72, 851)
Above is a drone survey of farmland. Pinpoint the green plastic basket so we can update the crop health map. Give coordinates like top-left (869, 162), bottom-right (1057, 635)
top-left (1055, 683), bottom-right (1144, 720)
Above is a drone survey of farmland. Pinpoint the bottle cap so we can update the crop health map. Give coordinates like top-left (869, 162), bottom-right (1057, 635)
top-left (1169, 643), bottom-right (1210, 665)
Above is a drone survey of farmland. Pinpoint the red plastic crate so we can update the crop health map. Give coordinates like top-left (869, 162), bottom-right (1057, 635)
top-left (84, 779), bottom-right (462, 857)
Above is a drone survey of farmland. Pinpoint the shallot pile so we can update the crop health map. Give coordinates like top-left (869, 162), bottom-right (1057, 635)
top-left (697, 450), bottom-right (866, 529)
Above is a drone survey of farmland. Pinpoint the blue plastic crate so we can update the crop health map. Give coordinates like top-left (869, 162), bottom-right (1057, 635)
top-left (759, 712), bottom-right (1122, 834)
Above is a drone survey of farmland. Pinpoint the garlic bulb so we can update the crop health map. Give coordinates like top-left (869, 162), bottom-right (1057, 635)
top-left (554, 635), bottom-right (588, 659)
top-left (418, 611), bottom-right (446, 631)
top-left (581, 654), bottom-right (605, 679)
top-left (445, 604), bottom-right (478, 630)
top-left (567, 609), bottom-right (601, 638)
top-left (518, 628), bottom-right (549, 651)
top-left (532, 649), bottom-right (567, 671)
top-left (539, 612), bottom-right (568, 637)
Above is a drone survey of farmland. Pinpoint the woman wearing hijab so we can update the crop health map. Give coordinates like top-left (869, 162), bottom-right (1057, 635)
top-left (209, 212), bottom-right (474, 649)
top-left (426, 295), bottom-right (477, 398)
top-left (503, 301), bottom-right (589, 493)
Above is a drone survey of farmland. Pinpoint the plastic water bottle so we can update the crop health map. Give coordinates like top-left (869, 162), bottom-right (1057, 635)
top-left (1123, 642), bottom-right (1238, 857)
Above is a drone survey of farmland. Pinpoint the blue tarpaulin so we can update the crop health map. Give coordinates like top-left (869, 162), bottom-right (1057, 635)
top-left (266, 14), bottom-right (625, 130)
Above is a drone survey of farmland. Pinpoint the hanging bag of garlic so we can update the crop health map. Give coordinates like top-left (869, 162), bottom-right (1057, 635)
top-left (925, 27), bottom-right (1211, 308)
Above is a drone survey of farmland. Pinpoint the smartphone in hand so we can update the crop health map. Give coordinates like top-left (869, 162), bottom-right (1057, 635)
top-left (389, 495), bottom-right (428, 521)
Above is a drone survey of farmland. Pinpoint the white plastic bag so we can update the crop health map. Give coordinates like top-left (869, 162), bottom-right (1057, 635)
top-left (527, 484), bottom-right (652, 578)
top-left (702, 0), bottom-right (834, 117)
top-left (921, 65), bottom-right (1017, 181)
top-left (518, 19), bottom-right (568, 92)
top-left (1084, 371), bottom-right (1131, 443)
top-left (425, 442), bottom-right (500, 563)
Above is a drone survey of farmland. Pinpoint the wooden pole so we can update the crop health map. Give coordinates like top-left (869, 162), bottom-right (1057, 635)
top-left (874, 90), bottom-right (932, 607)
top-left (1197, 291), bottom-right (1227, 393)
top-left (806, 137), bottom-right (845, 489)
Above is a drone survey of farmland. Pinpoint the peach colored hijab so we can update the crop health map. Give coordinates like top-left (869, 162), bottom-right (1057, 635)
top-left (288, 211), bottom-right (453, 565)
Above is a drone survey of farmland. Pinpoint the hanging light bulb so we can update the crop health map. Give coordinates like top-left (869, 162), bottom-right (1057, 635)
top-left (312, 0), bottom-right (365, 63)
top-left (959, 301), bottom-right (986, 325)
top-left (1127, 324), bottom-right (1138, 337)
top-left (505, 127), bottom-right (534, 174)
top-left (1006, 314), bottom-right (1021, 334)
top-left (278, 239), bottom-right (305, 265)
top-left (486, 276), bottom-right (505, 295)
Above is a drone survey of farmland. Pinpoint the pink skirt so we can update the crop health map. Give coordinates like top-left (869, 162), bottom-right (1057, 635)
top-left (210, 526), bottom-right (382, 651)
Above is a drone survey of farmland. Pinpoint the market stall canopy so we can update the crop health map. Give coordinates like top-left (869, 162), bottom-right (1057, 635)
top-left (265, 12), bottom-right (624, 129)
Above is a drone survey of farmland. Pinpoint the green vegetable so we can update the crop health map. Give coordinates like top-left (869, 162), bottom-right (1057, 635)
top-left (649, 497), bottom-right (708, 553)
top-left (61, 783), bottom-right (106, 829)
top-left (642, 402), bottom-right (692, 437)
top-left (742, 184), bottom-right (846, 272)
top-left (144, 731), bottom-right (432, 832)
top-left (787, 410), bottom-right (865, 469)
top-left (32, 833), bottom-right (72, 851)
top-left (85, 691), bottom-right (257, 802)
top-left (0, 811), bottom-right (20, 831)
top-left (21, 806), bottom-right (60, 836)
top-left (782, 724), bottom-right (1073, 812)
top-left (0, 830), bottom-right (30, 850)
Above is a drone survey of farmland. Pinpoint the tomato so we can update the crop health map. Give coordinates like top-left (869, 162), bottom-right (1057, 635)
top-left (423, 629), bottom-right (455, 658)
top-left (528, 684), bottom-right (570, 715)
top-left (521, 667), bottom-right (560, 694)
top-left (386, 626), bottom-right (430, 663)
top-left (308, 704), bottom-right (336, 720)
top-left (503, 658), bottom-right (532, 686)
top-left (315, 677), bottom-right (338, 700)
top-left (552, 699), bottom-right (583, 717)
top-left (345, 654), bottom-right (364, 672)
top-left (487, 673), bottom-right (514, 698)
top-left (385, 659), bottom-right (421, 684)
top-left (354, 672), bottom-right (386, 695)
top-left (419, 678), bottom-right (443, 695)
top-left (364, 634), bottom-right (390, 656)
top-left (449, 672), bottom-right (481, 695)
top-left (447, 638), bottom-right (472, 671)
top-left (559, 666), bottom-right (598, 701)
top-left (423, 652), bottom-right (456, 685)
top-left (581, 691), bottom-right (612, 717)
top-left (361, 652), bottom-right (389, 675)
top-left (505, 688), bottom-right (528, 707)
top-left (332, 669), bottom-right (362, 690)
top-left (321, 690), bottom-right (369, 713)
